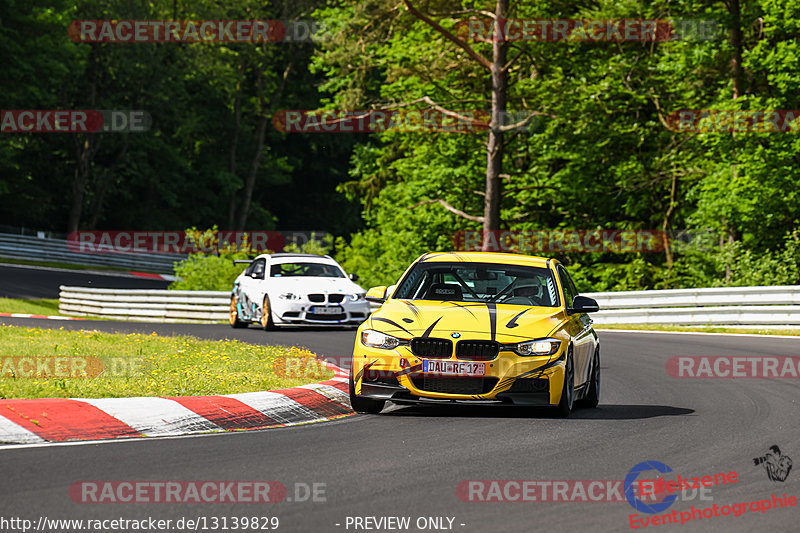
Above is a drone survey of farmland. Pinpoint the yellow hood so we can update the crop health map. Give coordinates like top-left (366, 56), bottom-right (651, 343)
top-left (368, 299), bottom-right (565, 342)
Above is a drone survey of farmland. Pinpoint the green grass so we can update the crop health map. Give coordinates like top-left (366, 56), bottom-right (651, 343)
top-left (0, 325), bottom-right (333, 399)
top-left (0, 298), bottom-right (61, 316)
top-left (596, 324), bottom-right (800, 336)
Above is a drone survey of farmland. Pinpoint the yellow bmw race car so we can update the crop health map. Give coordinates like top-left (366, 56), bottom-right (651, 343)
top-left (349, 252), bottom-right (600, 417)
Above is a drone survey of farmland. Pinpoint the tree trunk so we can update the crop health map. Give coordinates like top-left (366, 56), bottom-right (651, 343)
top-left (226, 80), bottom-right (243, 229)
top-left (481, 0), bottom-right (509, 251)
top-left (67, 134), bottom-right (101, 233)
top-left (67, 45), bottom-right (100, 233)
top-left (88, 137), bottom-right (128, 229)
top-left (726, 0), bottom-right (744, 282)
top-left (235, 58), bottom-right (293, 231)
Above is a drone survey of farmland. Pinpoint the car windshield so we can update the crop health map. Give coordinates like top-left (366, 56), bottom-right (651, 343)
top-left (270, 262), bottom-right (344, 278)
top-left (393, 262), bottom-right (560, 307)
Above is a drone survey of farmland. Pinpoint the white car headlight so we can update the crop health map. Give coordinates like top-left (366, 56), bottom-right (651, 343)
top-left (360, 329), bottom-right (400, 349)
top-left (349, 293), bottom-right (366, 302)
top-left (279, 293), bottom-right (299, 300)
top-left (514, 338), bottom-right (561, 356)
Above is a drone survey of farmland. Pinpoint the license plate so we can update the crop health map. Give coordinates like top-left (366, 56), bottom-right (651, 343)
top-left (422, 360), bottom-right (485, 376)
top-left (310, 306), bottom-right (341, 315)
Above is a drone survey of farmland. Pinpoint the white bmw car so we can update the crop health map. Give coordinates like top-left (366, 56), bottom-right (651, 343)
top-left (229, 253), bottom-right (371, 329)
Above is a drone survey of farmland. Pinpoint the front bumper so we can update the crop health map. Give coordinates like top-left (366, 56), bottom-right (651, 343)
top-left (272, 299), bottom-right (370, 326)
top-left (353, 343), bottom-right (567, 406)
top-left (359, 381), bottom-right (552, 406)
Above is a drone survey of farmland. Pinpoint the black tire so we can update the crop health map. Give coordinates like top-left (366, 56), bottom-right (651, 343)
top-left (229, 296), bottom-right (248, 329)
top-left (554, 350), bottom-right (575, 418)
top-left (261, 295), bottom-right (276, 330)
top-left (349, 370), bottom-right (385, 414)
top-left (578, 347), bottom-right (600, 409)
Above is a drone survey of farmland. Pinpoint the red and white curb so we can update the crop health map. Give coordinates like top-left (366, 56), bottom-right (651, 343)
top-left (0, 363), bottom-right (352, 445)
top-left (128, 271), bottom-right (177, 281)
top-left (0, 312), bottom-right (84, 320)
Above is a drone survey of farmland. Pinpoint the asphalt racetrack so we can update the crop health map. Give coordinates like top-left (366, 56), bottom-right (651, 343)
top-left (0, 263), bottom-right (171, 299)
top-left (1, 315), bottom-right (798, 533)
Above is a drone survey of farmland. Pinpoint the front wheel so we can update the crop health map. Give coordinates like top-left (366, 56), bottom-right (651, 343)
top-left (261, 295), bottom-right (276, 330)
top-left (229, 296), bottom-right (247, 329)
top-left (554, 350), bottom-right (575, 418)
top-left (349, 371), bottom-right (385, 414)
top-left (578, 347), bottom-right (600, 409)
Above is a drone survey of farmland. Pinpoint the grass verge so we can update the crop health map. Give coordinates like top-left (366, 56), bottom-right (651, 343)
top-left (0, 325), bottom-right (333, 399)
top-left (596, 323), bottom-right (800, 336)
top-left (0, 298), bottom-right (61, 316)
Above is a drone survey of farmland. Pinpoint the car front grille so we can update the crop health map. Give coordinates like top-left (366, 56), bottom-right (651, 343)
top-left (410, 338), bottom-right (453, 358)
top-left (410, 376), bottom-right (498, 395)
top-left (308, 294), bottom-right (325, 303)
top-left (456, 340), bottom-right (500, 361)
top-left (328, 294), bottom-right (344, 303)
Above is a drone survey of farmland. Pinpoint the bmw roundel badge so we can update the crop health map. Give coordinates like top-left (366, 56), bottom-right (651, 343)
top-left (451, 332), bottom-right (461, 339)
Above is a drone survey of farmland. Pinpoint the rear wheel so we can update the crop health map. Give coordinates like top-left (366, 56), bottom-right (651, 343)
top-left (349, 370), bottom-right (385, 414)
top-left (261, 295), bottom-right (276, 330)
top-left (578, 347), bottom-right (600, 408)
top-left (229, 296), bottom-right (247, 329)
top-left (554, 350), bottom-right (575, 418)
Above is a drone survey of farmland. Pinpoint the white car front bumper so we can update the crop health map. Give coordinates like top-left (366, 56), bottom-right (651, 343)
top-left (271, 298), bottom-right (370, 326)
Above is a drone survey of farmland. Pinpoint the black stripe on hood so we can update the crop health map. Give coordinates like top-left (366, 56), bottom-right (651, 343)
top-left (370, 317), bottom-right (413, 337)
top-left (485, 303), bottom-right (497, 341)
top-left (422, 317), bottom-right (443, 338)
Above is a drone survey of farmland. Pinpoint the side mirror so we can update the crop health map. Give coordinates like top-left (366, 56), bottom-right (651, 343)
top-left (569, 295), bottom-right (599, 314)
top-left (366, 286), bottom-right (388, 303)
top-left (349, 273), bottom-right (360, 282)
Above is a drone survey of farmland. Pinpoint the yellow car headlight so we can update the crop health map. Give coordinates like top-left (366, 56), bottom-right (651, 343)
top-left (514, 338), bottom-right (561, 356)
top-left (360, 329), bottom-right (401, 349)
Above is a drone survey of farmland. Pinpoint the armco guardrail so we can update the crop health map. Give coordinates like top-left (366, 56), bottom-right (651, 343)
top-left (586, 285), bottom-right (800, 326)
top-left (0, 233), bottom-right (184, 273)
top-left (58, 285), bottom-right (800, 326)
top-left (59, 286), bottom-right (229, 323)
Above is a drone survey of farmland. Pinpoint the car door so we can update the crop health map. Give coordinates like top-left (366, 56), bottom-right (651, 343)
top-left (240, 258), bottom-right (266, 320)
top-left (558, 265), bottom-right (593, 385)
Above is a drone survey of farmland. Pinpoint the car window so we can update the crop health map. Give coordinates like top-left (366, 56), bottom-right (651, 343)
top-left (251, 258), bottom-right (266, 280)
top-left (557, 265), bottom-right (576, 308)
top-left (393, 262), bottom-right (559, 307)
top-left (270, 262), bottom-right (344, 278)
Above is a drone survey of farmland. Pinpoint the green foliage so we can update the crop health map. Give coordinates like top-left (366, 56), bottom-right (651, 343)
top-left (3, 0), bottom-right (800, 292)
top-left (169, 227), bottom-right (258, 291)
top-left (283, 233), bottom-right (334, 255)
top-left (316, 0), bottom-right (800, 291)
